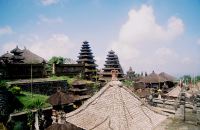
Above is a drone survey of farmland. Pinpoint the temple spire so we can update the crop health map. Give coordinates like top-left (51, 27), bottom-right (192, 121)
top-left (99, 50), bottom-right (124, 82)
top-left (77, 41), bottom-right (97, 80)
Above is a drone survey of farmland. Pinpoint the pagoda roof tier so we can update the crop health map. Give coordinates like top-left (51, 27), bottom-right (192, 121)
top-left (78, 55), bottom-right (94, 58)
top-left (11, 55), bottom-right (24, 60)
top-left (102, 68), bottom-right (121, 70)
top-left (77, 62), bottom-right (96, 65)
top-left (85, 69), bottom-right (97, 73)
top-left (72, 80), bottom-right (87, 86)
top-left (81, 45), bottom-right (90, 48)
top-left (106, 56), bottom-right (118, 59)
top-left (108, 50), bottom-right (115, 54)
top-left (10, 46), bottom-right (23, 54)
top-left (106, 58), bottom-right (119, 62)
top-left (80, 48), bottom-right (91, 51)
top-left (74, 95), bottom-right (91, 101)
top-left (79, 52), bottom-right (93, 54)
top-left (77, 59), bottom-right (95, 62)
top-left (107, 54), bottom-right (116, 57)
top-left (83, 41), bottom-right (89, 44)
top-left (1, 52), bottom-right (12, 59)
top-left (105, 61), bottom-right (119, 64)
top-left (104, 64), bottom-right (121, 66)
top-left (101, 72), bottom-right (124, 75)
top-left (98, 77), bottom-right (125, 81)
top-left (82, 45), bottom-right (89, 48)
top-left (68, 88), bottom-right (88, 92)
top-left (85, 63), bottom-right (98, 67)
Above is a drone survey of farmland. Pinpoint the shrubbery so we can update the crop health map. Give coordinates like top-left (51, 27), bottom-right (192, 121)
top-left (10, 86), bottom-right (21, 95)
top-left (0, 80), bottom-right (8, 89)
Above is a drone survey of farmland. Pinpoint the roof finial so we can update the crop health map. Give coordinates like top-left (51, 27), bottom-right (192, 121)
top-left (111, 70), bottom-right (119, 81)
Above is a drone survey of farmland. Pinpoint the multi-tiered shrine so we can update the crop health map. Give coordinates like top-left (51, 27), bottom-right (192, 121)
top-left (10, 46), bottom-right (24, 63)
top-left (77, 41), bottom-right (97, 80)
top-left (99, 50), bottom-right (124, 82)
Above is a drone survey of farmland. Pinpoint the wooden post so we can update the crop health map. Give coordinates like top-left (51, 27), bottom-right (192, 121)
top-left (52, 63), bottom-right (55, 75)
top-left (31, 64), bottom-right (33, 98)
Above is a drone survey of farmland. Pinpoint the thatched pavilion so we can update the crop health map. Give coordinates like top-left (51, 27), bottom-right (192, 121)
top-left (21, 48), bottom-right (46, 64)
top-left (138, 71), bottom-right (166, 84)
top-left (165, 85), bottom-right (191, 99)
top-left (159, 72), bottom-right (176, 82)
top-left (0, 46), bottom-right (46, 64)
top-left (65, 72), bottom-right (166, 130)
top-left (47, 90), bottom-right (75, 106)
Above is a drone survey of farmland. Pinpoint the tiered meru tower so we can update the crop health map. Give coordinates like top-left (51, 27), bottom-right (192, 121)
top-left (10, 46), bottom-right (24, 63)
top-left (99, 50), bottom-right (124, 82)
top-left (77, 41), bottom-right (97, 80)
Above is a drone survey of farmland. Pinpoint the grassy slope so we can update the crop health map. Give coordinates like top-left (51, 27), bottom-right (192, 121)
top-left (16, 91), bottom-right (50, 110)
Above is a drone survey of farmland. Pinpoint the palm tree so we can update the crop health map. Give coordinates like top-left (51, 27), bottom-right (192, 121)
top-left (32, 100), bottom-right (44, 130)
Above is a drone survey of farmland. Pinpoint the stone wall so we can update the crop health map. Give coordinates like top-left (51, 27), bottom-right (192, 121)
top-left (0, 64), bottom-right (45, 79)
top-left (9, 80), bottom-right (68, 95)
top-left (55, 64), bottom-right (84, 77)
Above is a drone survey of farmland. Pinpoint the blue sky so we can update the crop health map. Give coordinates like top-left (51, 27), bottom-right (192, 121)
top-left (0, 0), bottom-right (200, 76)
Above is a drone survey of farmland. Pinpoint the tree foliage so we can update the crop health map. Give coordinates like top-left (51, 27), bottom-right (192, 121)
top-left (48, 56), bottom-right (64, 65)
top-left (46, 56), bottom-right (65, 73)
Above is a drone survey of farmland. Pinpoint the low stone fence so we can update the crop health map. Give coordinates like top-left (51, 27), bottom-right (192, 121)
top-left (152, 98), bottom-right (194, 110)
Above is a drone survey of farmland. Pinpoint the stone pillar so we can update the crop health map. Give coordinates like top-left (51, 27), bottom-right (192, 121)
top-left (196, 93), bottom-right (200, 125)
top-left (175, 92), bottom-right (186, 121)
top-left (52, 63), bottom-right (55, 75)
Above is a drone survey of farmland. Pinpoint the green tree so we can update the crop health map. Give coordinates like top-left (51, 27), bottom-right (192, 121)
top-left (48, 56), bottom-right (64, 65)
top-left (180, 75), bottom-right (192, 84)
top-left (195, 75), bottom-right (200, 82)
top-left (46, 56), bottom-right (65, 74)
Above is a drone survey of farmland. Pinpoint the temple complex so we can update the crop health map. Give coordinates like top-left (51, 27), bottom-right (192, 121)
top-left (99, 50), bottom-right (124, 82)
top-left (77, 41), bottom-right (97, 80)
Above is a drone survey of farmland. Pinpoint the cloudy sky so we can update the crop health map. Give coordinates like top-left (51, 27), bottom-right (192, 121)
top-left (0, 0), bottom-right (200, 76)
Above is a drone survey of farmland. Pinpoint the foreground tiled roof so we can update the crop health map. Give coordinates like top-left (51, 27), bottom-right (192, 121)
top-left (66, 80), bottom-right (166, 130)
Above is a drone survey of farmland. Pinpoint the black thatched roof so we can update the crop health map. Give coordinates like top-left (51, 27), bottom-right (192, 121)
top-left (47, 91), bottom-right (75, 106)
top-left (72, 80), bottom-right (86, 86)
top-left (159, 72), bottom-right (176, 82)
top-left (21, 48), bottom-right (46, 64)
top-left (1, 52), bottom-right (12, 59)
top-left (138, 71), bottom-right (166, 83)
top-left (10, 46), bottom-right (23, 54)
top-left (1, 46), bottom-right (46, 64)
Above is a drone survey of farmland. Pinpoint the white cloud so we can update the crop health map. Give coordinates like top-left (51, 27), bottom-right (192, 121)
top-left (110, 4), bottom-right (185, 74)
top-left (38, 15), bottom-right (63, 24)
top-left (197, 38), bottom-right (200, 45)
top-left (0, 26), bottom-right (13, 36)
top-left (181, 57), bottom-right (192, 64)
top-left (40, 0), bottom-right (59, 6)
top-left (2, 34), bottom-right (75, 60)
